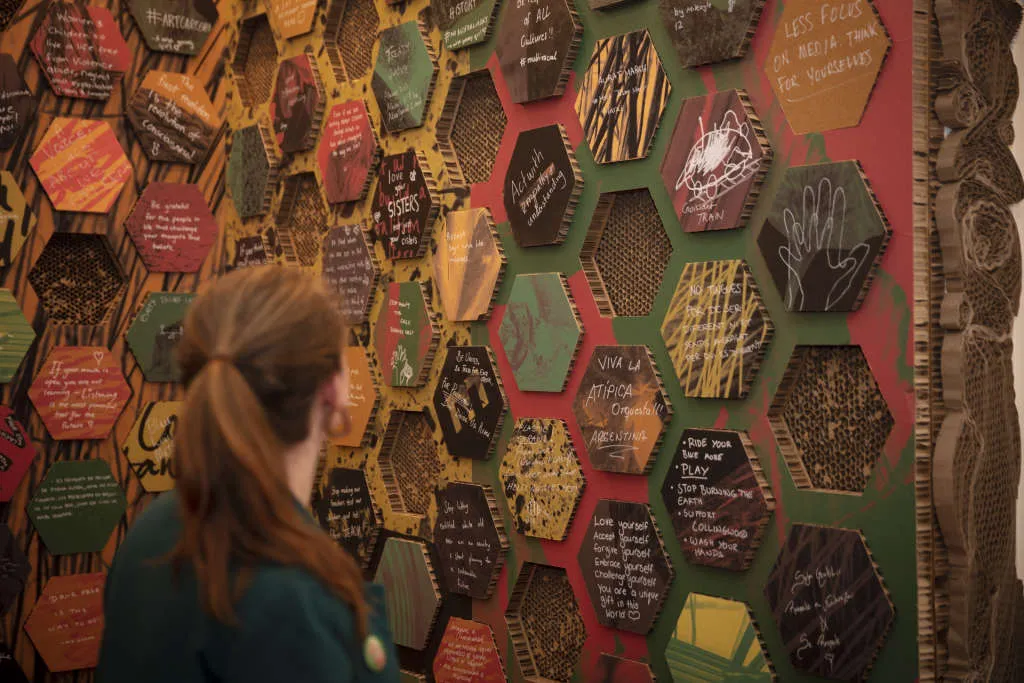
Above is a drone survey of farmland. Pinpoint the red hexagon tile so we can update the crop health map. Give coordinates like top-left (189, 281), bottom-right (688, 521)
top-left (318, 100), bottom-right (379, 205)
top-left (121, 401), bottom-right (181, 493)
top-left (125, 183), bottom-right (218, 273)
top-left (0, 289), bottom-right (35, 384)
top-left (30, 118), bottom-right (131, 213)
top-left (27, 460), bottom-right (126, 555)
top-left (127, 0), bottom-right (218, 55)
top-left (0, 407), bottom-right (36, 503)
top-left (371, 151), bottom-right (439, 261)
top-left (24, 573), bottom-right (105, 673)
top-left (496, 0), bottom-right (581, 103)
top-left (0, 54), bottom-right (36, 150)
top-left (434, 618), bottom-right (506, 683)
top-left (0, 172), bottom-right (37, 268)
top-left (271, 50), bottom-right (325, 154)
top-left (433, 482), bottom-right (508, 599)
top-left (127, 71), bottom-right (222, 164)
top-left (659, 0), bottom-right (766, 68)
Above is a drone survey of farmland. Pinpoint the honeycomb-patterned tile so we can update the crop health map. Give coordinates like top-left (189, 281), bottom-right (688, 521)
top-left (28, 233), bottom-right (125, 325)
top-left (231, 14), bottom-right (278, 107)
top-left (505, 563), bottom-right (586, 680)
top-left (438, 70), bottom-right (507, 185)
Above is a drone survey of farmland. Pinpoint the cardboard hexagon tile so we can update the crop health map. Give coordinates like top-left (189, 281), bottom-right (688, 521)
top-left (0, 172), bottom-right (37, 268)
top-left (30, 118), bottom-right (131, 213)
top-left (0, 54), bottom-right (36, 151)
top-left (127, 71), bottom-right (222, 163)
top-left (434, 618), bottom-right (506, 683)
top-left (666, 593), bottom-right (773, 681)
top-left (496, 0), bottom-right (581, 103)
top-left (373, 538), bottom-right (441, 651)
top-left (659, 0), bottom-right (766, 68)
top-left (433, 345), bottom-right (506, 461)
top-left (433, 482), bottom-right (508, 599)
top-left (434, 0), bottom-right (499, 51)
top-left (321, 225), bottom-right (379, 326)
top-left (270, 51), bottom-right (324, 154)
top-left (371, 150), bottom-right (438, 261)
top-left (125, 292), bottom-right (194, 383)
top-left (329, 345), bottom-right (377, 448)
top-left (28, 460), bottom-right (126, 555)
top-left (28, 233), bottom-right (125, 325)
top-left (0, 289), bottom-right (34, 383)
top-left (0, 642), bottom-right (28, 682)
top-left (226, 124), bottom-right (278, 219)
top-left (374, 282), bottom-right (438, 388)
top-left (268, 0), bottom-right (318, 39)
top-left (0, 407), bottom-right (37, 502)
top-left (28, 346), bottom-right (131, 441)
top-left (24, 573), bottom-right (105, 672)
top-left (372, 22), bottom-right (437, 134)
top-left (127, 0), bottom-right (217, 55)
top-left (125, 183), bottom-right (218, 273)
top-left (317, 100), bottom-right (379, 205)
top-left (122, 401), bottom-right (182, 493)
top-left (0, 524), bottom-right (29, 616)
top-left (432, 208), bottom-right (504, 322)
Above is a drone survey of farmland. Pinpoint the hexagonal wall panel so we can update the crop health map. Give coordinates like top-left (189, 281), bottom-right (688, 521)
top-left (371, 150), bottom-right (439, 261)
top-left (659, 0), bottom-right (765, 69)
top-left (438, 70), bottom-right (507, 186)
top-left (128, 0), bottom-right (217, 55)
top-left (372, 21), bottom-right (437, 134)
top-left (227, 124), bottom-right (279, 219)
top-left (582, 188), bottom-right (672, 318)
top-left (125, 183), bottom-right (218, 273)
top-left (374, 538), bottom-right (441, 651)
top-left (764, 524), bottom-right (893, 680)
top-left (0, 407), bottom-right (37, 502)
top-left (0, 289), bottom-right (34, 384)
top-left (0, 525), bottom-right (29, 616)
top-left (758, 161), bottom-right (891, 313)
top-left (28, 233), bottom-right (125, 325)
top-left (29, 347), bottom-right (131, 441)
top-left (0, 55), bottom-right (36, 151)
top-left (24, 573), bottom-right (105, 673)
top-left (766, 0), bottom-right (890, 135)
top-left (504, 124), bottom-right (582, 248)
top-left (660, 89), bottom-right (770, 233)
top-left (436, 0), bottom-right (499, 50)
top-left (231, 235), bottom-right (268, 269)
top-left (271, 50), bottom-right (325, 154)
top-left (661, 428), bottom-right (774, 571)
top-left (576, 30), bottom-right (671, 165)
top-left (498, 273), bottom-right (583, 393)
top-left (127, 71), bottom-right (222, 163)
top-left (578, 499), bottom-right (673, 634)
top-left (31, 118), bottom-right (131, 213)
top-left (505, 563), bottom-right (586, 680)
top-left (499, 417), bottom-right (584, 541)
top-left (378, 410), bottom-right (440, 517)
top-left (666, 593), bottom-right (773, 682)
top-left (314, 466), bottom-right (381, 568)
top-left (769, 346), bottom-right (894, 494)
top-left (122, 401), bottom-right (182, 493)
top-left (325, 0), bottom-right (379, 82)
top-left (661, 260), bottom-right (773, 400)
top-left (332, 345), bottom-right (378, 448)
top-left (322, 225), bottom-right (379, 326)
top-left (0, 172), bottom-right (35, 268)
top-left (375, 282), bottom-right (439, 388)
top-left (433, 482), bottom-right (508, 599)
top-left (28, 460), bottom-right (126, 554)
top-left (318, 100), bottom-right (379, 205)
top-left (275, 172), bottom-right (327, 266)
top-left (268, 0), bottom-right (318, 39)
top-left (572, 345), bottom-right (671, 475)
top-left (597, 654), bottom-right (656, 683)
top-left (125, 292), bottom-right (194, 383)
top-left (434, 618), bottom-right (506, 683)
top-left (433, 345), bottom-right (506, 461)
top-left (30, 2), bottom-right (129, 100)
top-left (497, 0), bottom-right (581, 103)
top-left (231, 14), bottom-right (278, 107)
top-left (433, 208), bottom-right (505, 322)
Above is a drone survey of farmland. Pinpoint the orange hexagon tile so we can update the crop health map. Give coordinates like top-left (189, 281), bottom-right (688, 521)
top-left (0, 172), bottom-right (36, 268)
top-left (24, 573), bottom-right (105, 673)
top-left (122, 401), bottom-right (182, 493)
top-left (332, 345), bottom-right (378, 448)
top-left (127, 71), bottom-right (223, 163)
top-left (30, 118), bottom-right (131, 214)
top-left (433, 208), bottom-right (505, 322)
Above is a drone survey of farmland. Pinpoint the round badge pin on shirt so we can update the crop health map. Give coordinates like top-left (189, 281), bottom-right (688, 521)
top-left (363, 634), bottom-right (387, 672)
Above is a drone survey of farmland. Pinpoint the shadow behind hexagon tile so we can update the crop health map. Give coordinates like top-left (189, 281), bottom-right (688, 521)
top-left (27, 460), bottom-right (126, 555)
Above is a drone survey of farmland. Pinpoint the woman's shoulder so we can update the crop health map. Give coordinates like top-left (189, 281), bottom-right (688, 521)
top-left (237, 564), bottom-right (361, 635)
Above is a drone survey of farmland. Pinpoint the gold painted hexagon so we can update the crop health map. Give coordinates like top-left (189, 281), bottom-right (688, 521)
top-left (433, 208), bottom-right (505, 322)
top-left (121, 401), bottom-right (182, 493)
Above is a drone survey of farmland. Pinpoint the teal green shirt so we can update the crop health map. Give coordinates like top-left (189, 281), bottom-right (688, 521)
top-left (97, 491), bottom-right (400, 683)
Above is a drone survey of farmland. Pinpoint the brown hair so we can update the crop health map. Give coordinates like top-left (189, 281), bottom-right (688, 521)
top-left (169, 266), bottom-right (367, 635)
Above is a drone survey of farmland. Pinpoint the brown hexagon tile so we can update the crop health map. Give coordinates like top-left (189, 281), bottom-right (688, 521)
top-left (433, 482), bottom-right (508, 599)
top-left (268, 0), bottom-right (318, 40)
top-left (496, 0), bottom-right (581, 104)
top-left (275, 172), bottom-right (327, 266)
top-left (666, 593), bottom-right (775, 681)
top-left (28, 233), bottom-right (125, 325)
top-left (433, 208), bottom-right (505, 323)
top-left (0, 171), bottom-right (37, 268)
top-left (121, 401), bottom-right (181, 493)
top-left (434, 618), bottom-right (506, 683)
top-left (30, 118), bottom-right (131, 213)
top-left (128, 0), bottom-right (218, 55)
top-left (270, 49), bottom-right (325, 154)
top-left (371, 21), bottom-right (438, 134)
top-left (505, 563), bottom-right (586, 680)
top-left (227, 123), bottom-right (279, 220)
top-left (24, 573), bottom-right (105, 672)
top-left (374, 282), bottom-right (439, 388)
top-left (433, 345), bottom-right (506, 461)
top-left (659, 0), bottom-right (766, 69)
top-left (373, 538), bottom-right (442, 651)
top-left (125, 183), bottom-right (218, 273)
top-left (378, 410), bottom-right (441, 518)
top-left (438, 69), bottom-right (507, 186)
top-left (325, 0), bottom-right (379, 83)
top-left (0, 54), bottom-right (36, 150)
top-left (314, 466), bottom-right (382, 568)
top-left (371, 151), bottom-right (439, 261)
top-left (317, 100), bottom-right (380, 205)
top-left (332, 344), bottom-right (378, 448)
top-left (127, 71), bottom-right (222, 163)
top-left (231, 14), bottom-right (278, 108)
top-left (322, 224), bottom-right (380, 326)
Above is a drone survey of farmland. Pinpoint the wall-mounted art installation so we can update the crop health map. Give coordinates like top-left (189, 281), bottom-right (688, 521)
top-left (268, 0), bottom-right (318, 39)
top-left (125, 291), bottom-right (195, 383)
top-left (503, 124), bottom-right (582, 248)
top-left (0, 407), bottom-right (36, 503)
top-left (23, 573), bottom-right (105, 673)
top-left (325, 0), bottom-right (379, 83)
top-left (378, 410), bottom-right (440, 518)
top-left (665, 593), bottom-right (774, 681)
top-left (437, 70), bottom-right (506, 186)
top-left (27, 233), bottom-right (124, 325)
top-left (571, 345), bottom-right (672, 475)
top-left (595, 654), bottom-right (655, 683)
top-left (505, 563), bottom-right (586, 681)
top-left (374, 282), bottom-right (439, 388)
top-left (275, 172), bottom-right (327, 266)
top-left (124, 183), bottom-right (218, 273)
top-left (575, 29), bottom-right (671, 165)
top-left (765, 0), bottom-right (890, 135)
top-left (433, 208), bottom-right (505, 323)
top-left (30, 118), bottom-right (131, 213)
top-left (27, 460), bottom-right (126, 555)
top-left (758, 161), bottom-right (891, 312)
top-left (231, 235), bottom-right (268, 269)
top-left (499, 417), bottom-right (584, 541)
top-left (321, 224), bottom-right (380, 326)
top-left (0, 172), bottom-right (35, 268)
top-left (497, 273), bottom-right (583, 393)
top-left (373, 538), bottom-right (442, 651)
top-left (28, 347), bottom-right (131, 441)
top-left (0, 289), bottom-right (33, 384)
top-left (371, 21), bottom-right (438, 133)
top-left (0, 525), bottom-right (28, 617)
top-left (371, 150), bottom-right (439, 261)
top-left (313, 467), bottom-right (381, 567)
top-left (270, 50), bottom-right (325, 154)
top-left (578, 499), bottom-right (674, 634)
top-left (764, 524), bottom-right (893, 681)
top-left (660, 259), bottom-right (773, 399)
top-left (29, 2), bottom-right (129, 100)
top-left (434, 618), bottom-right (505, 683)
top-left (496, 0), bottom-right (581, 103)
top-left (769, 346), bottom-right (893, 494)
top-left (659, 0), bottom-right (765, 68)
top-left (127, 0), bottom-right (217, 54)
top-left (433, 482), bottom-right (508, 599)
top-left (231, 13), bottom-right (278, 108)
top-left (0, 55), bottom-right (35, 151)
top-left (0, 642), bottom-right (27, 683)
top-left (121, 401), bottom-right (181, 493)
top-left (661, 428), bottom-right (774, 571)
top-left (127, 71), bottom-right (222, 163)
top-left (659, 89), bottom-right (770, 233)
top-left (226, 123), bottom-right (279, 219)
top-left (332, 345), bottom-right (378, 448)
top-left (434, 0), bottom-right (500, 51)
top-left (433, 345), bottom-right (506, 460)
top-left (317, 100), bottom-right (379, 205)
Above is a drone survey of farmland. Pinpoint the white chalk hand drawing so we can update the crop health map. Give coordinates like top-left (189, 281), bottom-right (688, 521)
top-left (676, 110), bottom-right (760, 205)
top-left (778, 177), bottom-right (870, 311)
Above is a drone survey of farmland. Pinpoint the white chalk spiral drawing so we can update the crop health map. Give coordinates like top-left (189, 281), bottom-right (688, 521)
top-left (675, 109), bottom-right (761, 205)
top-left (778, 177), bottom-right (870, 311)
